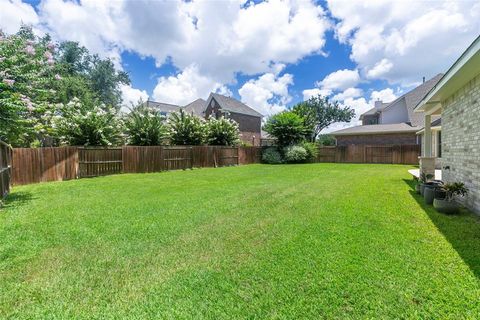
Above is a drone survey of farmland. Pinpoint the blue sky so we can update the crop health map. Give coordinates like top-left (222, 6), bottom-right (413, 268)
top-left (2, 0), bottom-right (479, 130)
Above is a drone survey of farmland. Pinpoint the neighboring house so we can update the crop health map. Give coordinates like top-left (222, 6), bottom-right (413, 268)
top-left (183, 98), bottom-right (206, 117)
top-left (415, 35), bottom-right (480, 214)
top-left (331, 74), bottom-right (443, 146)
top-left (145, 94), bottom-right (263, 146)
top-left (203, 93), bottom-right (263, 146)
top-left (145, 100), bottom-right (180, 116)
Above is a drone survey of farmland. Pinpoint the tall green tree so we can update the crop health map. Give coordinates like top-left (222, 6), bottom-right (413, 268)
top-left (292, 95), bottom-right (355, 142)
top-left (263, 111), bottom-right (306, 147)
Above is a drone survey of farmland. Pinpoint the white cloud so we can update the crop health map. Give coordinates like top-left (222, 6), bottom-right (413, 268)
top-left (318, 69), bottom-right (360, 91)
top-left (152, 64), bottom-right (230, 106)
top-left (328, 0), bottom-right (480, 85)
top-left (370, 88), bottom-right (397, 104)
top-left (120, 84), bottom-right (149, 112)
top-left (302, 88), bottom-right (332, 101)
top-left (238, 72), bottom-right (294, 116)
top-left (332, 87), bottom-right (363, 101)
top-left (366, 58), bottom-right (393, 79)
top-left (0, 0), bottom-right (39, 34)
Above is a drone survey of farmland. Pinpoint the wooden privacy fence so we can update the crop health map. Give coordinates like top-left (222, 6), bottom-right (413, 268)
top-left (317, 144), bottom-right (420, 164)
top-left (0, 141), bottom-right (12, 199)
top-left (12, 146), bottom-right (262, 185)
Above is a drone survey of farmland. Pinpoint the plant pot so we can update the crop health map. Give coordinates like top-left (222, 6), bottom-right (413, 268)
top-left (433, 198), bottom-right (460, 214)
top-left (424, 185), bottom-right (436, 205)
top-left (420, 183), bottom-right (426, 196)
top-left (415, 184), bottom-right (421, 194)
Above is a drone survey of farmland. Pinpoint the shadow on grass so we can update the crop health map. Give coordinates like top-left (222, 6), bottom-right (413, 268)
top-left (403, 179), bottom-right (480, 280)
top-left (1, 191), bottom-right (35, 210)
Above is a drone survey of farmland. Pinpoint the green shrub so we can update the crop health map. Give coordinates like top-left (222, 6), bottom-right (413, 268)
top-left (284, 145), bottom-right (308, 163)
top-left (317, 134), bottom-right (336, 146)
top-left (125, 103), bottom-right (168, 146)
top-left (262, 147), bottom-right (283, 164)
top-left (168, 109), bottom-right (207, 145)
top-left (206, 117), bottom-right (240, 146)
top-left (301, 142), bottom-right (318, 162)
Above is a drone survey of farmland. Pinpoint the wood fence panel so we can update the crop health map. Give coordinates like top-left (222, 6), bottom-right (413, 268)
top-left (239, 147), bottom-right (262, 164)
top-left (217, 147), bottom-right (239, 167)
top-left (163, 147), bottom-right (192, 171)
top-left (78, 148), bottom-right (122, 178)
top-left (0, 141), bottom-right (12, 199)
top-left (365, 145), bottom-right (393, 164)
top-left (317, 146), bottom-right (336, 163)
top-left (12, 147), bottom-right (77, 185)
top-left (192, 146), bottom-right (214, 168)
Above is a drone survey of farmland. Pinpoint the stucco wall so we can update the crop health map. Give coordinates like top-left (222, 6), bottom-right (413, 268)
top-left (442, 74), bottom-right (480, 213)
top-left (335, 133), bottom-right (417, 146)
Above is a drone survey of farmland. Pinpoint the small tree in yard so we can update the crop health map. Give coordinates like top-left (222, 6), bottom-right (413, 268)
top-left (206, 117), bottom-right (240, 146)
top-left (125, 103), bottom-right (168, 146)
top-left (168, 109), bottom-right (207, 145)
top-left (263, 111), bottom-right (306, 147)
top-left (292, 95), bottom-right (355, 142)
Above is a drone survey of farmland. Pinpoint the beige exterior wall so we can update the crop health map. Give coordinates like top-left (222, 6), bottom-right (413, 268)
top-left (442, 74), bottom-right (480, 213)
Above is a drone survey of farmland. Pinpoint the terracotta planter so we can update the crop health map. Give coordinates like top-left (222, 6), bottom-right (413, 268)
top-left (433, 198), bottom-right (460, 214)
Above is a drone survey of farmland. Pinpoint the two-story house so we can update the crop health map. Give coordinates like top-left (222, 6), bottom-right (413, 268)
top-left (331, 74), bottom-right (443, 150)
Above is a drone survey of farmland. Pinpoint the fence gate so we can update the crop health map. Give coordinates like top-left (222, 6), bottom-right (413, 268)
top-left (163, 147), bottom-right (193, 170)
top-left (365, 145), bottom-right (393, 164)
top-left (78, 148), bottom-right (123, 178)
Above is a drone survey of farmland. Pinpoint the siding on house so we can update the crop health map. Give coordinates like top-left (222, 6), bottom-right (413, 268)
top-left (380, 99), bottom-right (409, 124)
top-left (441, 73), bottom-right (480, 213)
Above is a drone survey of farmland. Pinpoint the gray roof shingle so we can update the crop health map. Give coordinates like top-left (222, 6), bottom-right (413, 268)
top-left (210, 93), bottom-right (263, 117)
top-left (183, 98), bottom-right (206, 116)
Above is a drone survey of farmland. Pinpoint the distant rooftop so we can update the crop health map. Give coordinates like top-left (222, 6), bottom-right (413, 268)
top-left (332, 123), bottom-right (420, 136)
top-left (146, 100), bottom-right (180, 113)
top-left (210, 93), bottom-right (263, 117)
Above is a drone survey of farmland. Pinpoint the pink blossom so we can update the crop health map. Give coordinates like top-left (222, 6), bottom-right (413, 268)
top-left (47, 58), bottom-right (55, 65)
top-left (44, 51), bottom-right (53, 60)
top-left (55, 74), bottom-right (62, 80)
top-left (25, 45), bottom-right (35, 55)
top-left (3, 79), bottom-right (15, 86)
top-left (47, 42), bottom-right (55, 50)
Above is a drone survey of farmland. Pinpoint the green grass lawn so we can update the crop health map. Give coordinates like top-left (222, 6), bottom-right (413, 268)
top-left (1, 164), bottom-right (480, 319)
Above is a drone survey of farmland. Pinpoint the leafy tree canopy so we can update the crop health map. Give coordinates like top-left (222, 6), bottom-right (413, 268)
top-left (292, 95), bottom-right (355, 142)
top-left (263, 111), bottom-right (306, 147)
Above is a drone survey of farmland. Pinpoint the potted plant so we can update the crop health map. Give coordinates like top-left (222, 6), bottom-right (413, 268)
top-left (424, 181), bottom-right (442, 205)
top-left (433, 182), bottom-right (469, 214)
top-left (418, 172), bottom-right (434, 195)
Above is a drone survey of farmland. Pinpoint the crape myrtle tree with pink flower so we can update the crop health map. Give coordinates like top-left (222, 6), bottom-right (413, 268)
top-left (0, 26), bottom-right (130, 147)
top-left (1, 26), bottom-right (240, 148)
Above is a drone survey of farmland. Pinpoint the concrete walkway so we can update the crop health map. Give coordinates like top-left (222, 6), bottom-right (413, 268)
top-left (408, 169), bottom-right (442, 181)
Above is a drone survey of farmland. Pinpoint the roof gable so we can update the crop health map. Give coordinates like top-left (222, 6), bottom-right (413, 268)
top-left (146, 101), bottom-right (180, 113)
top-left (183, 98), bottom-right (206, 116)
top-left (208, 93), bottom-right (263, 118)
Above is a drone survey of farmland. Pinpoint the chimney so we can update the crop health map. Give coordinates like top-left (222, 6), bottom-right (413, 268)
top-left (422, 76), bottom-right (425, 83)
top-left (374, 99), bottom-right (383, 110)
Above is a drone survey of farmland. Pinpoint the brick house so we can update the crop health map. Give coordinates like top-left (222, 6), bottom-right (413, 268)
top-left (201, 93), bottom-right (263, 146)
top-left (415, 35), bottom-right (480, 213)
top-left (331, 74), bottom-right (443, 146)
